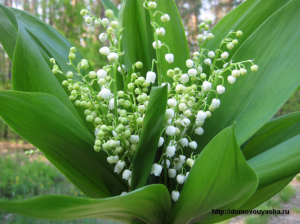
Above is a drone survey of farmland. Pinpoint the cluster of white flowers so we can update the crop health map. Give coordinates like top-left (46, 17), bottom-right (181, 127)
top-left (50, 1), bottom-right (258, 203)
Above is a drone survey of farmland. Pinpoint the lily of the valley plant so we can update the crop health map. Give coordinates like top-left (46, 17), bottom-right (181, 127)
top-left (0, 0), bottom-right (300, 223)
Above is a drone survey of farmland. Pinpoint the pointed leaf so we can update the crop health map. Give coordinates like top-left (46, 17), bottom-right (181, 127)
top-left (0, 184), bottom-right (170, 224)
top-left (196, 0), bottom-right (300, 152)
top-left (0, 91), bottom-right (127, 198)
top-left (243, 112), bottom-right (300, 160)
top-left (169, 125), bottom-right (258, 224)
top-left (248, 134), bottom-right (300, 189)
top-left (131, 85), bottom-right (168, 190)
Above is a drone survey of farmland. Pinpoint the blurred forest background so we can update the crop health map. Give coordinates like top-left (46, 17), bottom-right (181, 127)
top-left (0, 0), bottom-right (300, 224)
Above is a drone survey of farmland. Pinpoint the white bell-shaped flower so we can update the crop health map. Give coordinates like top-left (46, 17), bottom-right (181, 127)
top-left (165, 53), bottom-right (174, 63)
top-left (97, 69), bottom-right (107, 78)
top-left (179, 74), bottom-right (189, 84)
top-left (107, 156), bottom-right (115, 164)
top-left (130, 135), bottom-right (139, 144)
top-left (118, 64), bottom-right (126, 73)
top-left (152, 40), bottom-right (162, 49)
top-left (240, 68), bottom-right (247, 76)
top-left (167, 98), bottom-right (177, 107)
top-left (186, 59), bottom-right (194, 68)
top-left (181, 118), bottom-right (190, 127)
top-left (146, 71), bottom-right (156, 83)
top-left (176, 174), bottom-right (186, 184)
top-left (171, 190), bottom-right (180, 201)
top-left (186, 158), bottom-right (194, 167)
top-left (211, 98), bottom-right (221, 109)
top-left (166, 146), bottom-right (176, 157)
top-left (109, 98), bottom-right (118, 110)
top-left (221, 52), bottom-right (229, 59)
top-left (251, 65), bottom-right (259, 72)
top-left (122, 169), bottom-right (132, 180)
top-left (179, 155), bottom-right (186, 163)
top-left (232, 69), bottom-right (240, 78)
top-left (158, 137), bottom-right (164, 147)
top-left (99, 33), bottom-right (108, 42)
top-left (151, 163), bottom-right (162, 176)
top-left (217, 85), bottom-right (225, 94)
top-left (148, 1), bottom-right (157, 9)
top-left (188, 68), bottom-right (197, 77)
top-left (189, 141), bottom-right (197, 149)
top-left (161, 14), bottom-right (170, 22)
top-left (195, 127), bottom-right (204, 135)
top-left (99, 88), bottom-right (112, 100)
top-left (166, 109), bottom-right (175, 119)
top-left (202, 81), bottom-right (212, 91)
top-left (161, 159), bottom-right (171, 169)
top-left (156, 27), bottom-right (166, 36)
top-left (228, 75), bottom-right (236, 84)
top-left (197, 110), bottom-right (207, 122)
top-left (180, 138), bottom-right (189, 147)
top-left (204, 58), bottom-right (212, 66)
top-left (168, 169), bottom-right (177, 178)
top-left (107, 52), bottom-right (119, 62)
top-left (208, 51), bottom-right (215, 58)
top-left (99, 46), bottom-right (110, 55)
top-left (166, 126), bottom-right (176, 136)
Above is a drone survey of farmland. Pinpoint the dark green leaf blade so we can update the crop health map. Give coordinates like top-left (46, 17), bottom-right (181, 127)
top-left (131, 85), bottom-right (168, 190)
top-left (0, 4), bottom-right (18, 60)
top-left (0, 184), bottom-right (170, 224)
top-left (102, 0), bottom-right (119, 18)
top-left (196, 0), bottom-right (300, 152)
top-left (169, 125), bottom-right (258, 224)
top-left (0, 91), bottom-right (127, 198)
top-left (243, 112), bottom-right (300, 160)
top-left (248, 134), bottom-right (300, 189)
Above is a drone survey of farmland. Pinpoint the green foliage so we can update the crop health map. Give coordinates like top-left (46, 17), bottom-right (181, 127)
top-left (278, 185), bottom-right (296, 202)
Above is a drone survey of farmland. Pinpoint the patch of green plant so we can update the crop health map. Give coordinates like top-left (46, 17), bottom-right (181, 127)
top-left (296, 174), bottom-right (300, 181)
top-left (278, 185), bottom-right (296, 203)
top-left (292, 206), bottom-right (300, 214)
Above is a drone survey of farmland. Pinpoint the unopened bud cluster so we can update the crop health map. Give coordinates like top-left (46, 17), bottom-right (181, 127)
top-left (50, 3), bottom-right (258, 203)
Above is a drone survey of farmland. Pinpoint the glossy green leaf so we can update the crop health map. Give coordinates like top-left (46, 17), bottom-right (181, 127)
top-left (131, 85), bottom-right (168, 190)
top-left (248, 134), bottom-right (300, 189)
top-left (199, 176), bottom-right (294, 223)
top-left (243, 112), bottom-right (300, 160)
top-left (155, 0), bottom-right (190, 83)
top-left (0, 5), bottom-right (98, 133)
top-left (0, 184), bottom-right (171, 224)
top-left (195, 0), bottom-right (300, 152)
top-left (0, 4), bottom-right (18, 60)
top-left (169, 125), bottom-right (258, 224)
top-left (0, 91), bottom-right (127, 198)
top-left (120, 0), bottom-right (155, 90)
top-left (101, 0), bottom-right (119, 18)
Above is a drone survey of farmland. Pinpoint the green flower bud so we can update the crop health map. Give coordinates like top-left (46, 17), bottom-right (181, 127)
top-left (106, 27), bottom-right (115, 35)
top-left (136, 117), bottom-right (144, 125)
top-left (114, 147), bottom-right (123, 154)
top-left (188, 89), bottom-right (195, 96)
top-left (73, 84), bottom-right (80, 90)
top-left (71, 90), bottom-right (77, 96)
top-left (74, 100), bottom-right (81, 106)
top-left (62, 80), bottom-right (68, 86)
top-left (70, 47), bottom-right (76, 53)
top-left (135, 88), bottom-right (142, 95)
top-left (175, 127), bottom-right (181, 136)
top-left (232, 39), bottom-right (238, 45)
top-left (206, 19), bottom-right (212, 24)
top-left (102, 143), bottom-right (109, 151)
top-left (135, 61), bottom-right (143, 68)
top-left (174, 67), bottom-right (181, 75)
top-left (119, 109), bottom-right (127, 117)
top-left (200, 73), bottom-right (207, 79)
top-left (97, 130), bottom-right (105, 137)
top-left (98, 78), bottom-right (106, 85)
top-left (131, 73), bottom-right (138, 80)
top-left (167, 69), bottom-right (175, 77)
top-left (142, 81), bottom-right (150, 87)
top-left (89, 71), bottom-right (97, 79)
top-left (80, 9), bottom-right (88, 16)
top-left (94, 117), bottom-right (102, 125)
top-left (120, 117), bottom-right (128, 124)
top-left (137, 95), bottom-right (145, 103)
top-left (94, 146), bottom-right (101, 152)
top-left (68, 85), bottom-right (74, 91)
top-left (118, 91), bottom-right (124, 98)
top-left (69, 53), bottom-right (76, 60)
top-left (52, 69), bottom-right (58, 74)
top-left (105, 76), bottom-right (111, 82)
top-left (107, 113), bottom-right (114, 119)
top-left (84, 109), bottom-right (91, 116)
top-left (110, 21), bottom-right (119, 29)
top-left (204, 25), bottom-right (210, 31)
top-left (191, 84), bottom-right (197, 90)
top-left (50, 58), bottom-right (55, 64)
top-left (69, 95), bottom-right (75, 101)
top-left (142, 87), bottom-right (148, 93)
top-left (95, 140), bottom-right (102, 146)
top-left (86, 115), bottom-right (94, 122)
top-left (128, 83), bottom-right (134, 90)
top-left (81, 59), bottom-right (89, 69)
top-left (105, 9), bottom-right (114, 18)
top-left (236, 30), bottom-right (243, 37)
top-left (118, 99), bottom-right (125, 106)
top-left (123, 100), bottom-right (131, 108)
top-left (80, 101), bottom-right (87, 107)
top-left (199, 22), bottom-right (206, 28)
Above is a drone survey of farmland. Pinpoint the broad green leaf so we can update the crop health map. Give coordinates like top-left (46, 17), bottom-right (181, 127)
top-left (155, 0), bottom-right (190, 83)
top-left (169, 125), bottom-right (258, 224)
top-left (0, 4), bottom-right (18, 60)
top-left (101, 0), bottom-right (119, 18)
top-left (199, 176), bottom-right (294, 223)
top-left (248, 134), bottom-right (300, 189)
top-left (131, 85), bottom-right (168, 190)
top-left (195, 0), bottom-right (300, 152)
top-left (0, 184), bottom-right (171, 224)
top-left (0, 91), bottom-right (127, 198)
top-left (120, 0), bottom-right (156, 91)
top-left (243, 112), bottom-right (300, 160)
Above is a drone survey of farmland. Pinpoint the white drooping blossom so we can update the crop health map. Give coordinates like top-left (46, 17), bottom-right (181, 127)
top-left (168, 99), bottom-right (177, 107)
top-left (208, 51), bottom-right (215, 58)
top-left (176, 174), bottom-right (186, 184)
top-left (189, 141), bottom-right (197, 150)
top-left (107, 52), bottom-right (119, 62)
top-left (165, 54), bottom-right (174, 63)
top-left (99, 88), bottom-right (112, 100)
top-left (211, 98), bottom-right (221, 109)
top-left (146, 71), bottom-right (156, 83)
top-left (166, 109), bottom-right (175, 119)
top-left (161, 159), bottom-right (171, 169)
top-left (166, 126), bottom-right (176, 136)
top-left (99, 33), bottom-right (108, 42)
top-left (180, 138), bottom-right (189, 147)
top-left (166, 146), bottom-right (176, 157)
top-left (221, 52), bottom-right (229, 59)
top-left (171, 191), bottom-right (180, 201)
top-left (217, 85), bottom-right (225, 94)
top-left (130, 135), bottom-right (139, 144)
top-left (156, 27), bottom-right (166, 36)
top-left (99, 46), bottom-right (110, 55)
top-left (186, 59), bottom-right (194, 68)
top-left (188, 68), bottom-right (197, 77)
top-left (195, 127), bottom-right (204, 135)
top-left (158, 137), bottom-right (164, 147)
top-left (228, 75), bottom-right (236, 84)
top-left (161, 14), bottom-right (170, 22)
top-left (168, 169), bottom-right (177, 178)
top-left (152, 40), bottom-right (162, 49)
top-left (202, 81), bottom-right (212, 91)
top-left (151, 163), bottom-right (162, 176)
top-left (122, 170), bottom-right (132, 180)
top-left (179, 74), bottom-right (189, 84)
